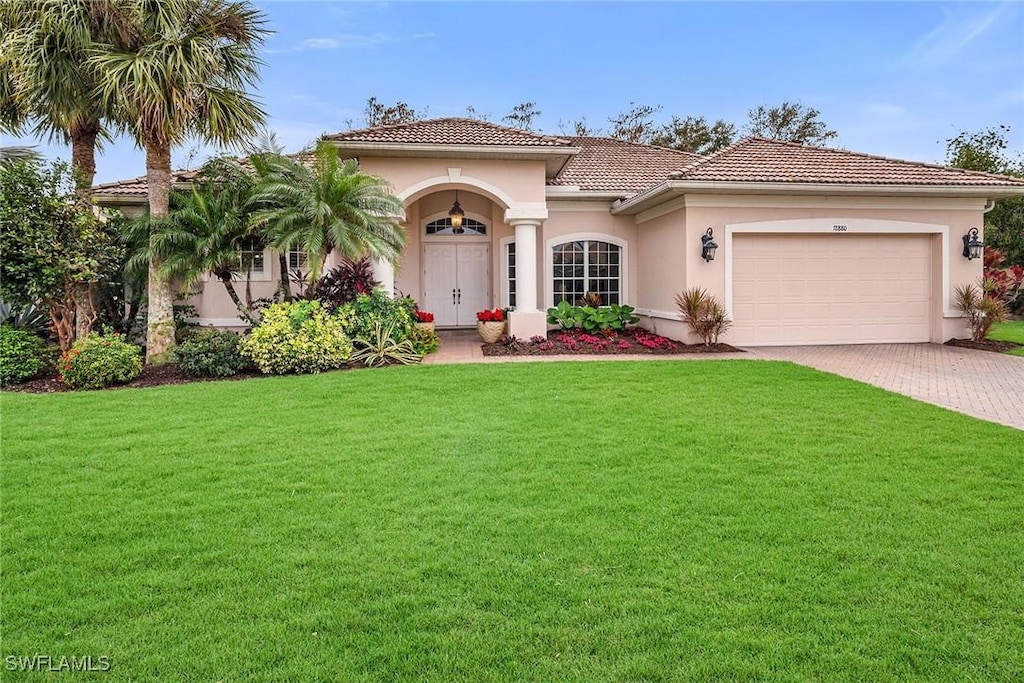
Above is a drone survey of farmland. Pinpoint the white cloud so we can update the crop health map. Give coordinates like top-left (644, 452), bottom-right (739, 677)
top-left (266, 30), bottom-right (434, 54)
top-left (901, 3), bottom-right (1011, 67)
top-left (299, 38), bottom-right (343, 50)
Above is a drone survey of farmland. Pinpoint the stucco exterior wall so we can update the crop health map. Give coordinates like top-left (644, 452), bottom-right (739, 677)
top-left (357, 157), bottom-right (548, 206)
top-left (541, 203), bottom-right (637, 310)
top-left (635, 195), bottom-right (984, 343)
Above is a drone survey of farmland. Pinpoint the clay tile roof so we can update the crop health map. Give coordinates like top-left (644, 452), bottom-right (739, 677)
top-left (326, 117), bottom-right (573, 147)
top-left (669, 137), bottom-right (1024, 186)
top-left (91, 169), bottom-right (199, 196)
top-left (550, 137), bottom-right (704, 193)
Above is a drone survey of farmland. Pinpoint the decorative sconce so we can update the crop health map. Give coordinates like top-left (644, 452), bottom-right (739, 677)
top-left (448, 191), bottom-right (465, 233)
top-left (701, 227), bottom-right (718, 262)
top-left (962, 227), bottom-right (983, 260)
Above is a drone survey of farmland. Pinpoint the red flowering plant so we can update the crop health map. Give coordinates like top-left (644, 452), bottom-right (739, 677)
top-left (476, 308), bottom-right (506, 322)
top-left (415, 310), bottom-right (435, 323)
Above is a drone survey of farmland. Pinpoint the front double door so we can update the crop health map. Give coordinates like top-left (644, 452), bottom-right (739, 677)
top-left (423, 243), bottom-right (490, 327)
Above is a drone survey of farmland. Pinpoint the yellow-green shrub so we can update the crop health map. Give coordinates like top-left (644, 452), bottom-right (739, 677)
top-left (240, 301), bottom-right (353, 374)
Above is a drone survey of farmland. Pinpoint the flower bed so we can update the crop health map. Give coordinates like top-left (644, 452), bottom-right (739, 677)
top-left (481, 328), bottom-right (741, 356)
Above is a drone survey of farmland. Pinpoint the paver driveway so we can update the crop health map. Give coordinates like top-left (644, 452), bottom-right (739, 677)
top-left (751, 343), bottom-right (1024, 430)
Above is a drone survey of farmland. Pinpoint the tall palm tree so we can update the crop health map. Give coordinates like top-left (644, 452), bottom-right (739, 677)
top-left (0, 0), bottom-right (126, 190)
top-left (250, 140), bottom-right (406, 293)
top-left (89, 0), bottom-right (268, 361)
top-left (128, 158), bottom-right (259, 324)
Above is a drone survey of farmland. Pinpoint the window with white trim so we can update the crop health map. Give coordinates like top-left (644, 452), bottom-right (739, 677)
top-left (288, 247), bottom-right (308, 272)
top-left (239, 236), bottom-right (266, 275)
top-left (506, 242), bottom-right (516, 308)
top-left (425, 216), bottom-right (487, 236)
top-left (552, 239), bottom-right (621, 305)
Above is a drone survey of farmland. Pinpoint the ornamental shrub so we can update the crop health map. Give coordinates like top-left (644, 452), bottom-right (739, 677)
top-left (240, 300), bottom-right (353, 374)
top-left (175, 328), bottom-right (248, 377)
top-left (313, 257), bottom-right (380, 310)
top-left (341, 291), bottom-right (416, 346)
top-left (674, 288), bottom-right (732, 347)
top-left (408, 326), bottom-right (440, 355)
top-left (0, 325), bottom-right (46, 385)
top-left (58, 332), bottom-right (143, 390)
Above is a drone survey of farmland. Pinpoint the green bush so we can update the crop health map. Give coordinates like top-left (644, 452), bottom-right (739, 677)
top-left (175, 328), bottom-right (248, 377)
top-left (58, 332), bottom-right (143, 390)
top-left (342, 291), bottom-right (416, 345)
top-left (546, 301), bottom-right (639, 332)
top-left (240, 300), bottom-right (353, 374)
top-left (0, 325), bottom-right (46, 385)
top-left (409, 326), bottom-right (440, 356)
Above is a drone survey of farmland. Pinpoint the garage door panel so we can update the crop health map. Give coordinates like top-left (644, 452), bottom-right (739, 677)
top-left (732, 234), bottom-right (932, 345)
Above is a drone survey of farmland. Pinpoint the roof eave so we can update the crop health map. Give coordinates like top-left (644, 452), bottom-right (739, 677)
top-left (328, 141), bottom-right (581, 178)
top-left (612, 180), bottom-right (1024, 215)
top-left (545, 186), bottom-right (632, 201)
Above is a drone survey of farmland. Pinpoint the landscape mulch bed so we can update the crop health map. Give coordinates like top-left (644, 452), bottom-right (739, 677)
top-left (944, 338), bottom-right (1023, 354)
top-left (482, 329), bottom-right (741, 357)
top-left (3, 364), bottom-right (268, 394)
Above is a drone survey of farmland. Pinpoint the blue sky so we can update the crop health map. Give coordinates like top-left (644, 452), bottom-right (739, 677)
top-left (6, 1), bottom-right (1023, 185)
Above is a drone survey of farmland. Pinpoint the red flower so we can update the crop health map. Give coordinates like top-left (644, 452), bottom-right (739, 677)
top-left (416, 310), bottom-right (435, 323)
top-left (476, 308), bottom-right (505, 322)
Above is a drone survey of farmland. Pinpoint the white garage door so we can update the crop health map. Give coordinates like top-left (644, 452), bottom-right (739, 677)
top-left (731, 234), bottom-right (932, 345)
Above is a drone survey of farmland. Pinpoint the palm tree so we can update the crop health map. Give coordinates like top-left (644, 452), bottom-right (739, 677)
top-left (250, 140), bottom-right (406, 294)
top-left (129, 158), bottom-right (260, 324)
top-left (0, 145), bottom-right (41, 169)
top-left (0, 0), bottom-right (125, 190)
top-left (89, 0), bottom-right (268, 361)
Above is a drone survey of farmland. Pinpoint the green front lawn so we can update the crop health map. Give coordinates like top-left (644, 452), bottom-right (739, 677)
top-left (989, 320), bottom-right (1024, 356)
top-left (2, 362), bottom-right (1022, 680)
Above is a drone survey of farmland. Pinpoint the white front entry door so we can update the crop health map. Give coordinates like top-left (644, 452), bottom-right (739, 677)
top-left (423, 243), bottom-right (490, 327)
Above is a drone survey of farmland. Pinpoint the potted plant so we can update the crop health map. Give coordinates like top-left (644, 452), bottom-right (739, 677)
top-left (414, 309), bottom-right (435, 333)
top-left (476, 308), bottom-right (506, 343)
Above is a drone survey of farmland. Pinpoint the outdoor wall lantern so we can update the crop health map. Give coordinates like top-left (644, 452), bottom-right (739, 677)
top-left (448, 191), bottom-right (465, 233)
top-left (962, 227), bottom-right (983, 260)
top-left (701, 227), bottom-right (718, 262)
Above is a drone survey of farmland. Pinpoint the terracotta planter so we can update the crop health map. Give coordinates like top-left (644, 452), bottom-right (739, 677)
top-left (477, 320), bottom-right (506, 344)
top-left (415, 321), bottom-right (435, 334)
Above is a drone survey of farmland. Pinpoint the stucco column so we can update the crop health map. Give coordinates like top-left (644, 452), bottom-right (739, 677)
top-left (507, 218), bottom-right (547, 340)
top-left (373, 257), bottom-right (395, 296)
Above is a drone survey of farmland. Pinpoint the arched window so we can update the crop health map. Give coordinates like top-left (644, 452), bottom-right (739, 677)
top-left (552, 239), bottom-right (621, 305)
top-left (425, 217), bottom-right (487, 236)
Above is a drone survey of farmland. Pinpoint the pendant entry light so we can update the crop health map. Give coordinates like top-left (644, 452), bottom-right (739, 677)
top-left (448, 191), bottom-right (465, 234)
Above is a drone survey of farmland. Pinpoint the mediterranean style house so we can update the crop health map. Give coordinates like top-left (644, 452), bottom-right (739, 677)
top-left (92, 117), bottom-right (1024, 346)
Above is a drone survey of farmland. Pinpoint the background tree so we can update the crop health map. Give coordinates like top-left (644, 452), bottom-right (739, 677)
top-left (90, 0), bottom-right (269, 361)
top-left (745, 101), bottom-right (837, 145)
top-left (947, 125), bottom-right (1024, 268)
top-left (608, 103), bottom-right (662, 143)
top-left (558, 117), bottom-right (602, 137)
top-left (650, 115), bottom-right (736, 154)
top-left (463, 105), bottom-right (490, 121)
top-left (0, 0), bottom-right (126, 191)
top-left (502, 101), bottom-right (541, 131)
top-left (0, 158), bottom-right (123, 349)
top-left (249, 140), bottom-right (406, 293)
top-left (362, 96), bottom-right (425, 127)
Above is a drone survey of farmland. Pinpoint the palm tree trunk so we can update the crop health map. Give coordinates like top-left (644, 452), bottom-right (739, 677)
top-left (278, 253), bottom-right (292, 302)
top-left (145, 140), bottom-right (176, 363)
top-left (70, 122), bottom-right (100, 192)
top-left (217, 274), bottom-right (256, 324)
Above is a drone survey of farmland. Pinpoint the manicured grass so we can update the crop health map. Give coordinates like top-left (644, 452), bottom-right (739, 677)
top-left (989, 320), bottom-right (1024, 356)
top-left (2, 361), bottom-right (1022, 680)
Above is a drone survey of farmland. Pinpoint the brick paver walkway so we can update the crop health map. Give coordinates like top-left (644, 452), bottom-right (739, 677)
top-left (751, 343), bottom-right (1024, 430)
